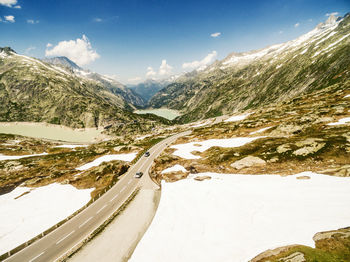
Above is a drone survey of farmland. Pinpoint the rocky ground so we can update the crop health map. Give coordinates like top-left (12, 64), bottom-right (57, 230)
top-left (150, 82), bottom-right (350, 183)
top-left (251, 227), bottom-right (350, 262)
top-left (0, 132), bottom-right (171, 198)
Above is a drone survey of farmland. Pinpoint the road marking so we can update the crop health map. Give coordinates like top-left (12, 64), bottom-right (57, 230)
top-left (128, 179), bottom-right (132, 184)
top-left (120, 186), bottom-right (126, 192)
top-left (110, 193), bottom-right (119, 202)
top-left (56, 231), bottom-right (75, 245)
top-left (96, 204), bottom-right (107, 214)
top-left (79, 217), bottom-right (93, 228)
top-left (28, 251), bottom-right (45, 262)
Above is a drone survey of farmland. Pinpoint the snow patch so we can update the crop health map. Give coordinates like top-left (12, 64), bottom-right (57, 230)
top-left (161, 164), bottom-right (187, 174)
top-left (225, 113), bottom-right (251, 122)
top-left (0, 152), bottom-right (48, 161)
top-left (327, 117), bottom-right (350, 126)
top-left (0, 183), bottom-right (92, 254)
top-left (54, 144), bottom-right (88, 149)
top-left (250, 126), bottom-right (273, 135)
top-left (76, 153), bottom-right (137, 170)
top-left (130, 172), bottom-right (350, 262)
top-left (171, 137), bottom-right (262, 159)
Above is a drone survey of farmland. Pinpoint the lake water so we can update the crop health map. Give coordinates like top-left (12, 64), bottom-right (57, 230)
top-left (0, 123), bottom-right (102, 143)
top-left (134, 108), bottom-right (180, 120)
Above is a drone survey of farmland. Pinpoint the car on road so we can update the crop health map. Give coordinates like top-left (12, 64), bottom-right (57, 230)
top-left (135, 171), bottom-right (143, 178)
top-left (144, 151), bottom-right (150, 157)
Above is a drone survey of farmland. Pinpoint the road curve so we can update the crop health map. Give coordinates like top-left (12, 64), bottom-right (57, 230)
top-left (4, 131), bottom-right (191, 262)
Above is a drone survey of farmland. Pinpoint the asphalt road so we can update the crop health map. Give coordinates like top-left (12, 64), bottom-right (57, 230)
top-left (4, 131), bottom-right (191, 262)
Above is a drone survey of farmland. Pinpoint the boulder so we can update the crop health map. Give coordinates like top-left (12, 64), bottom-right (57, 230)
top-left (194, 176), bottom-right (211, 181)
top-left (277, 144), bottom-right (292, 154)
top-left (296, 176), bottom-right (311, 180)
top-left (231, 156), bottom-right (266, 170)
top-left (293, 139), bottom-right (325, 156)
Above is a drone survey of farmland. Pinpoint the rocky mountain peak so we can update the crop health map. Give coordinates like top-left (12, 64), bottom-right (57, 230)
top-left (0, 47), bottom-right (16, 55)
top-left (325, 14), bottom-right (338, 25)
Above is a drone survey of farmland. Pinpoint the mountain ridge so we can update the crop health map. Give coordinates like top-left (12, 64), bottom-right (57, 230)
top-left (149, 13), bottom-right (350, 123)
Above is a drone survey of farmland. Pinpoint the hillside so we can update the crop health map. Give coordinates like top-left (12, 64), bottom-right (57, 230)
top-left (0, 48), bottom-right (164, 131)
top-left (43, 56), bottom-right (146, 108)
top-left (149, 14), bottom-right (350, 123)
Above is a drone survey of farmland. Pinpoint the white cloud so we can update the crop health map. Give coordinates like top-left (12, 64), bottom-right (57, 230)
top-left (294, 22), bottom-right (300, 28)
top-left (27, 19), bottom-right (39, 24)
top-left (326, 12), bottom-right (339, 17)
top-left (45, 35), bottom-right (100, 66)
top-left (159, 60), bottom-right (173, 76)
top-left (210, 32), bottom-right (221, 38)
top-left (0, 0), bottom-right (17, 8)
top-left (278, 30), bottom-right (283, 34)
top-left (93, 18), bottom-right (102, 22)
top-left (4, 15), bottom-right (15, 23)
top-left (182, 51), bottom-right (217, 71)
top-left (308, 18), bottom-right (313, 22)
top-left (127, 76), bottom-right (142, 84)
top-left (145, 60), bottom-right (173, 79)
top-left (25, 46), bottom-right (36, 54)
top-left (146, 66), bottom-right (157, 78)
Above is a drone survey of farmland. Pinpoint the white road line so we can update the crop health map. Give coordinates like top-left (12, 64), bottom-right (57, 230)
top-left (78, 217), bottom-right (93, 228)
top-left (56, 230), bottom-right (75, 245)
top-left (28, 251), bottom-right (45, 262)
top-left (110, 193), bottom-right (119, 202)
top-left (120, 186), bottom-right (127, 192)
top-left (96, 204), bottom-right (107, 214)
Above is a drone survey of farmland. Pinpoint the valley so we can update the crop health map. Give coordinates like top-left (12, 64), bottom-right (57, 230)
top-left (0, 8), bottom-right (349, 262)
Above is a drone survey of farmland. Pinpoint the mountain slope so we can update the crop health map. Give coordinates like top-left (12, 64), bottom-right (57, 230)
top-left (42, 56), bottom-right (146, 108)
top-left (0, 48), bottom-right (164, 130)
top-left (149, 14), bottom-right (350, 123)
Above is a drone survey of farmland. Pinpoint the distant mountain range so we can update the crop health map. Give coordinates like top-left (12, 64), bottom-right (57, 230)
top-left (0, 47), bottom-right (166, 131)
top-left (149, 13), bottom-right (350, 122)
top-left (127, 78), bottom-right (174, 103)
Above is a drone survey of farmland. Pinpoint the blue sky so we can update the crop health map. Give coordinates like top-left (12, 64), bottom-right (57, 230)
top-left (0, 0), bottom-right (349, 84)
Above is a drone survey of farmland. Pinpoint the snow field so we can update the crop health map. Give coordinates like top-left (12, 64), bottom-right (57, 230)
top-left (0, 184), bottom-right (93, 254)
top-left (130, 172), bottom-right (350, 262)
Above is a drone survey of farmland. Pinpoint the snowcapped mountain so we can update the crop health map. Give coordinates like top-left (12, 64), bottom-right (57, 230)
top-left (149, 13), bottom-right (350, 122)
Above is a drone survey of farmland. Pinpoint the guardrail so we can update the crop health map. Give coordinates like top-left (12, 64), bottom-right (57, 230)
top-left (0, 135), bottom-right (170, 261)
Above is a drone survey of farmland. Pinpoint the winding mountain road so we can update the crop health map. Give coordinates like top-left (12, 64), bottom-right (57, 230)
top-left (4, 131), bottom-right (191, 262)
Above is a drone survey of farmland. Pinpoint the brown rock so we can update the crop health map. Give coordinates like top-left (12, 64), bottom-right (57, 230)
top-left (194, 176), bottom-right (211, 181)
top-left (231, 156), bottom-right (266, 170)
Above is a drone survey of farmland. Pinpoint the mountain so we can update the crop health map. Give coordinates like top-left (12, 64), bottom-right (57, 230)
top-left (42, 56), bottom-right (82, 71)
top-left (128, 78), bottom-right (176, 103)
top-left (0, 48), bottom-right (166, 131)
top-left (149, 13), bottom-right (350, 123)
top-left (42, 56), bottom-right (146, 108)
